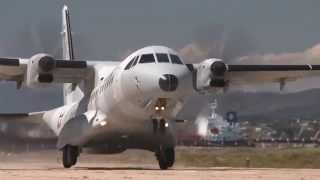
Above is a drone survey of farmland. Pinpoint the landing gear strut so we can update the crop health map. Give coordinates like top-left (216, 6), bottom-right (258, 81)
top-left (159, 119), bottom-right (166, 133)
top-left (152, 119), bottom-right (168, 134)
top-left (152, 119), bottom-right (158, 133)
top-left (62, 145), bottom-right (79, 168)
top-left (155, 146), bottom-right (175, 170)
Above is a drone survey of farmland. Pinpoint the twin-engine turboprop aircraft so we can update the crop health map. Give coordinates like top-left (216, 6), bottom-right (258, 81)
top-left (0, 5), bottom-right (320, 169)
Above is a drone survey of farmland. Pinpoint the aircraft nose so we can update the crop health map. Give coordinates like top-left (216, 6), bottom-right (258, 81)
top-left (159, 74), bottom-right (178, 92)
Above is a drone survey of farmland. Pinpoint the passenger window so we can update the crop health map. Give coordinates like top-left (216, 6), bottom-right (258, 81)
top-left (156, 53), bottom-right (170, 63)
top-left (170, 54), bottom-right (183, 64)
top-left (139, 54), bottom-right (155, 63)
top-left (124, 57), bottom-right (135, 70)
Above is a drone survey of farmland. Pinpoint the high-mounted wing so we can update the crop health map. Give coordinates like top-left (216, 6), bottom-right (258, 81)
top-left (0, 56), bottom-right (88, 88)
top-left (0, 57), bottom-right (88, 84)
top-left (0, 56), bottom-right (119, 89)
top-left (226, 64), bottom-right (320, 86)
top-left (194, 59), bottom-right (320, 92)
top-left (0, 58), bottom-right (25, 82)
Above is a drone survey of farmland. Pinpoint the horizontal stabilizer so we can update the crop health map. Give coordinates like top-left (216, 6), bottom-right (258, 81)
top-left (0, 112), bottom-right (45, 124)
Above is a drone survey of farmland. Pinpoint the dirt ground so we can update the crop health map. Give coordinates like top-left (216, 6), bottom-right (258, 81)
top-left (0, 149), bottom-right (319, 180)
top-left (0, 163), bottom-right (319, 180)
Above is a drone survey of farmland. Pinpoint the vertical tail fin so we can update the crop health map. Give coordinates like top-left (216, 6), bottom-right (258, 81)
top-left (62, 5), bottom-right (83, 104)
top-left (62, 5), bottom-right (74, 60)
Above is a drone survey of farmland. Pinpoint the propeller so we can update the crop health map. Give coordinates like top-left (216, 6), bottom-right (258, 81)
top-left (190, 24), bottom-right (258, 63)
top-left (8, 19), bottom-right (92, 60)
top-left (4, 21), bottom-right (61, 59)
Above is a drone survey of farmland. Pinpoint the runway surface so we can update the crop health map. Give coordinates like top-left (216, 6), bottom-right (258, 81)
top-left (0, 149), bottom-right (319, 180)
top-left (0, 163), bottom-right (319, 180)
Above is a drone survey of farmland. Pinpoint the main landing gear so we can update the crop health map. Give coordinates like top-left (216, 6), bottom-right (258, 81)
top-left (62, 145), bottom-right (80, 168)
top-left (155, 146), bottom-right (175, 170)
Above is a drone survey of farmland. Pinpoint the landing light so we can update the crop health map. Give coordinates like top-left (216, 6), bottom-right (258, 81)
top-left (100, 121), bottom-right (107, 126)
top-left (155, 106), bottom-right (166, 111)
top-left (165, 122), bottom-right (169, 127)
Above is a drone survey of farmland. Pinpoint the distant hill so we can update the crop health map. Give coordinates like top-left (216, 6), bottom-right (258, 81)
top-left (218, 89), bottom-right (320, 122)
top-left (178, 89), bottom-right (320, 123)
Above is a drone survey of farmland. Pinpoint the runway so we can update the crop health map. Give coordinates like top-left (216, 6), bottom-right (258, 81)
top-left (0, 149), bottom-right (319, 180)
top-left (0, 163), bottom-right (319, 180)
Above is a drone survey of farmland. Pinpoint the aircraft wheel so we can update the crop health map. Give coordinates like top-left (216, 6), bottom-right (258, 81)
top-left (156, 146), bottom-right (175, 170)
top-left (62, 145), bottom-right (79, 168)
top-left (165, 147), bottom-right (175, 167)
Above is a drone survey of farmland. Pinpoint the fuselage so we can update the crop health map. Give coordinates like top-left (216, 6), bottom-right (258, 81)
top-left (90, 46), bottom-right (193, 116)
top-left (72, 46), bottom-right (195, 152)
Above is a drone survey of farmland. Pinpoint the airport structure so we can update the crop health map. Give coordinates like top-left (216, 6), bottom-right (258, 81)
top-left (205, 99), bottom-right (241, 142)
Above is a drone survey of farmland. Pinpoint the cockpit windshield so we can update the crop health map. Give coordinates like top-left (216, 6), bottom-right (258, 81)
top-left (170, 54), bottom-right (183, 64)
top-left (132, 56), bottom-right (139, 66)
top-left (125, 52), bottom-right (184, 70)
top-left (156, 53), bottom-right (170, 63)
top-left (124, 57), bottom-right (135, 70)
top-left (139, 54), bottom-right (155, 63)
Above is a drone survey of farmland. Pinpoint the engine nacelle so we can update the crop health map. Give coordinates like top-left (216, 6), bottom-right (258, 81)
top-left (195, 58), bottom-right (227, 93)
top-left (26, 53), bottom-right (56, 88)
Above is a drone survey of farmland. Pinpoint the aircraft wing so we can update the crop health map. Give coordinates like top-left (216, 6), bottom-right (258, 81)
top-left (225, 64), bottom-right (320, 87)
top-left (0, 58), bottom-right (26, 82)
top-left (197, 60), bottom-right (320, 91)
top-left (0, 57), bottom-right (118, 87)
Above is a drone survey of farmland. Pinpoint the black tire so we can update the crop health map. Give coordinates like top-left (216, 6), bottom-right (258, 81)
top-left (156, 146), bottom-right (175, 170)
top-left (62, 145), bottom-right (78, 168)
top-left (158, 156), bottom-right (169, 170)
top-left (71, 147), bottom-right (79, 165)
top-left (165, 147), bottom-right (175, 167)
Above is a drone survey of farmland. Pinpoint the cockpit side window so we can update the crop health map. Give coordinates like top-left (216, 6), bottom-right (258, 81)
top-left (139, 54), bottom-right (155, 63)
top-left (131, 56), bottom-right (139, 67)
top-left (170, 54), bottom-right (183, 64)
top-left (124, 57), bottom-right (135, 70)
top-left (156, 53), bottom-right (170, 63)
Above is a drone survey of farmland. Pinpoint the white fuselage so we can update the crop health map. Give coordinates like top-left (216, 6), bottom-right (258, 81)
top-left (46, 46), bottom-right (196, 152)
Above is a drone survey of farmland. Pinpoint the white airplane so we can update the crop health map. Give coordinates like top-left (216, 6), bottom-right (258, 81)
top-left (0, 5), bottom-right (320, 169)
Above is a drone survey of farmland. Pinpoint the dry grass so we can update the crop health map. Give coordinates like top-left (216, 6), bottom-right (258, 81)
top-left (176, 147), bottom-right (320, 168)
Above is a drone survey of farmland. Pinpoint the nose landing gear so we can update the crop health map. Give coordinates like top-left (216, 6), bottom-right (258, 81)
top-left (155, 146), bottom-right (175, 170)
top-left (152, 118), bottom-right (168, 134)
top-left (151, 117), bottom-right (174, 169)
